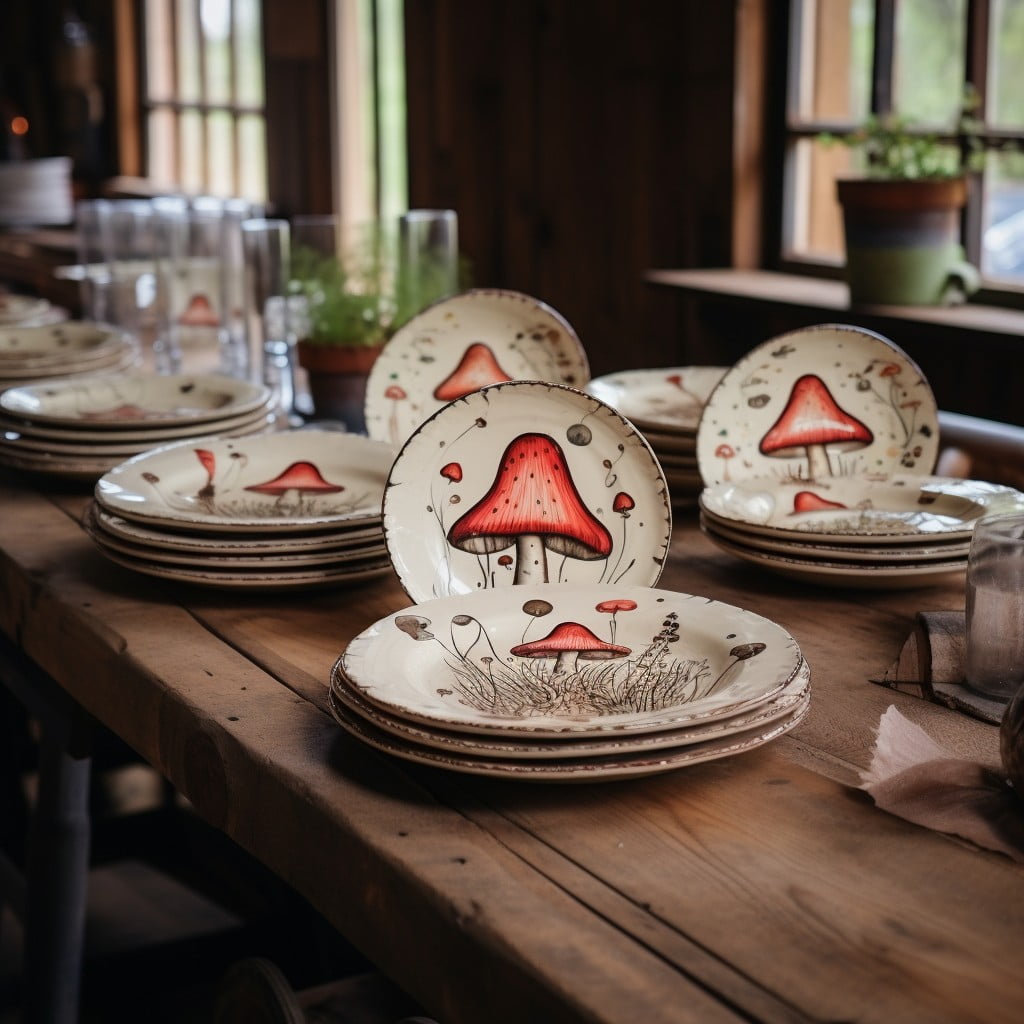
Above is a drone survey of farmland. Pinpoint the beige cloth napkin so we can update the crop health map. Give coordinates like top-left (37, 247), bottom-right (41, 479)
top-left (861, 706), bottom-right (1024, 862)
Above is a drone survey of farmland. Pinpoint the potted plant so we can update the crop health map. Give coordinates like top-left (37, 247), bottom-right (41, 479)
top-left (823, 95), bottom-right (985, 306)
top-left (289, 218), bottom-right (457, 431)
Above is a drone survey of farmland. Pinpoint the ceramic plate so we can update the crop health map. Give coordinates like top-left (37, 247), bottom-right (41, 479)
top-left (696, 324), bottom-right (940, 486)
top-left (0, 321), bottom-right (127, 365)
top-left (341, 583), bottom-right (803, 737)
top-left (1, 372), bottom-right (272, 428)
top-left (328, 684), bottom-right (808, 781)
top-left (699, 474), bottom-right (1024, 544)
top-left (331, 657), bottom-right (809, 759)
top-left (699, 514), bottom-right (970, 563)
top-left (95, 429), bottom-right (397, 533)
top-left (89, 504), bottom-right (386, 556)
top-left (585, 367), bottom-right (727, 432)
top-left (0, 402), bottom-right (276, 444)
top-left (0, 295), bottom-right (50, 325)
top-left (364, 289), bottom-right (590, 445)
top-left (702, 527), bottom-right (966, 589)
top-left (382, 381), bottom-right (671, 602)
top-left (89, 542), bottom-right (393, 590)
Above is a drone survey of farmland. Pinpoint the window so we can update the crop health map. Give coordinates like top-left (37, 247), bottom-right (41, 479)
top-left (783, 0), bottom-right (1024, 289)
top-left (141, 0), bottom-right (267, 202)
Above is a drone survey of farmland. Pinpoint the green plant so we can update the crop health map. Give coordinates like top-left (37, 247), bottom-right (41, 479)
top-left (820, 86), bottom-right (989, 181)
top-left (289, 223), bottom-right (461, 347)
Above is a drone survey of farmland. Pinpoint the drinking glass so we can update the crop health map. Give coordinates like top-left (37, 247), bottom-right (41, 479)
top-left (965, 511), bottom-right (1024, 700)
top-left (73, 198), bottom-right (112, 322)
top-left (397, 208), bottom-right (459, 320)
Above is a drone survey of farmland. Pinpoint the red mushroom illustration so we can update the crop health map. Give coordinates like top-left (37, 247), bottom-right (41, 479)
top-left (440, 462), bottom-right (463, 484)
top-left (432, 343), bottom-right (514, 402)
top-left (510, 621), bottom-right (631, 676)
top-left (194, 447), bottom-right (216, 502)
top-left (498, 554), bottom-right (513, 570)
top-left (446, 432), bottom-right (613, 585)
top-left (714, 443), bottom-right (735, 481)
top-left (791, 490), bottom-right (847, 514)
top-left (612, 492), bottom-right (635, 518)
top-left (244, 460), bottom-right (345, 509)
top-left (758, 374), bottom-right (873, 480)
top-left (595, 598), bottom-right (637, 642)
top-left (178, 294), bottom-right (220, 328)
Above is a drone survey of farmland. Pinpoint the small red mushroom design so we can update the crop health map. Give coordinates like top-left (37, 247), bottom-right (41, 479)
top-left (510, 621), bottom-right (631, 677)
top-left (178, 294), bottom-right (220, 328)
top-left (758, 374), bottom-right (873, 480)
top-left (432, 342), bottom-right (514, 402)
top-left (244, 460), bottom-right (346, 512)
top-left (791, 490), bottom-right (847, 514)
top-left (446, 432), bottom-right (613, 585)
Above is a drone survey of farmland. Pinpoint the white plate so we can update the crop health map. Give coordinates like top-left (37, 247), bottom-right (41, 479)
top-left (699, 514), bottom-right (970, 562)
top-left (702, 526), bottom-right (966, 589)
top-left (95, 429), bottom-right (396, 533)
top-left (0, 296), bottom-right (51, 325)
top-left (89, 542), bottom-right (394, 590)
top-left (331, 657), bottom-right (809, 759)
top-left (1, 372), bottom-right (272, 428)
top-left (0, 402), bottom-right (276, 444)
top-left (699, 474), bottom-right (1024, 544)
top-left (585, 367), bottom-right (727, 431)
top-left (0, 321), bottom-right (127, 366)
top-left (383, 381), bottom-right (671, 602)
top-left (328, 684), bottom-right (808, 781)
top-left (696, 324), bottom-right (940, 486)
top-left (341, 584), bottom-right (803, 737)
top-left (364, 289), bottom-right (590, 445)
top-left (89, 503), bottom-right (386, 555)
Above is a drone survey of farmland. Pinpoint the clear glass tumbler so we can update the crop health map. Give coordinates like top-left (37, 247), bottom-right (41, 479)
top-left (965, 511), bottom-right (1024, 700)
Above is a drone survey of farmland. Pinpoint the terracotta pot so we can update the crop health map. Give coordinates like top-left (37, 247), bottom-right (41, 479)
top-left (296, 340), bottom-right (382, 433)
top-left (836, 177), bottom-right (979, 306)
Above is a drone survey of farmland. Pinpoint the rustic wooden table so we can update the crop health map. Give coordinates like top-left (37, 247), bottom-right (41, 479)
top-left (1, 469), bottom-right (1021, 1024)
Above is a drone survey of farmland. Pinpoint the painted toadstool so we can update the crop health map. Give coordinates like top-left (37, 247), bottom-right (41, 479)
top-left (446, 432), bottom-right (612, 584)
top-left (433, 342), bottom-right (513, 402)
top-left (759, 374), bottom-right (873, 480)
top-left (244, 461), bottom-right (345, 507)
top-left (510, 621), bottom-right (631, 676)
top-left (791, 490), bottom-right (847, 514)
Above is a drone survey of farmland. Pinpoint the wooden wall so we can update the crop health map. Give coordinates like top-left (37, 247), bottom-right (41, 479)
top-left (403, 0), bottom-right (757, 378)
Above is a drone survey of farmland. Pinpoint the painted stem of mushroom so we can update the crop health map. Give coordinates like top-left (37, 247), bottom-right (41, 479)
top-left (806, 444), bottom-right (833, 480)
top-left (514, 534), bottom-right (549, 584)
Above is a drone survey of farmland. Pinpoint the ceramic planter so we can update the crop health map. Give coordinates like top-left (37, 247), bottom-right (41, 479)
top-left (837, 177), bottom-right (979, 306)
top-left (296, 340), bottom-right (382, 432)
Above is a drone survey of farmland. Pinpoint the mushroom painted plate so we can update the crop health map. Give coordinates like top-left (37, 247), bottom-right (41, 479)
top-left (382, 381), bottom-right (671, 602)
top-left (363, 289), bottom-right (590, 446)
top-left (327, 682), bottom-right (809, 781)
top-left (0, 295), bottom-right (50, 325)
top-left (699, 474), bottom-right (1024, 545)
top-left (0, 321), bottom-right (128, 367)
top-left (331, 657), bottom-right (809, 759)
top-left (1, 372), bottom-right (272, 428)
top-left (585, 367), bottom-right (727, 432)
top-left (696, 324), bottom-right (940, 487)
top-left (340, 584), bottom-right (803, 737)
top-left (95, 429), bottom-right (398, 533)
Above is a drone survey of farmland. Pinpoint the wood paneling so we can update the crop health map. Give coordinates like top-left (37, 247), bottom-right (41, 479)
top-left (404, 1), bottom-right (751, 377)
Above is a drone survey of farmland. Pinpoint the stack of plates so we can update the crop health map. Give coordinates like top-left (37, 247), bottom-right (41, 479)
top-left (0, 321), bottom-right (137, 391)
top-left (586, 367), bottom-right (726, 507)
top-left (329, 584), bottom-right (809, 781)
top-left (699, 474), bottom-right (1024, 588)
top-left (85, 429), bottom-right (397, 590)
top-left (0, 295), bottom-right (69, 328)
top-left (0, 157), bottom-right (73, 226)
top-left (0, 373), bottom-right (277, 481)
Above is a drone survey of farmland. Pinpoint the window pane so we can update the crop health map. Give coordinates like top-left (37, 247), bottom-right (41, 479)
top-left (791, 0), bottom-right (873, 125)
top-left (990, 0), bottom-right (1024, 129)
top-left (206, 111), bottom-right (235, 195)
top-left (982, 151), bottom-right (1024, 281)
top-left (145, 0), bottom-right (175, 101)
top-left (148, 107), bottom-right (178, 188)
top-left (786, 137), bottom-right (851, 261)
top-left (234, 0), bottom-right (264, 106)
top-left (179, 109), bottom-right (205, 191)
top-left (202, 0), bottom-right (233, 104)
top-left (237, 115), bottom-right (267, 202)
top-left (893, 0), bottom-right (966, 125)
top-left (176, 0), bottom-right (202, 103)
